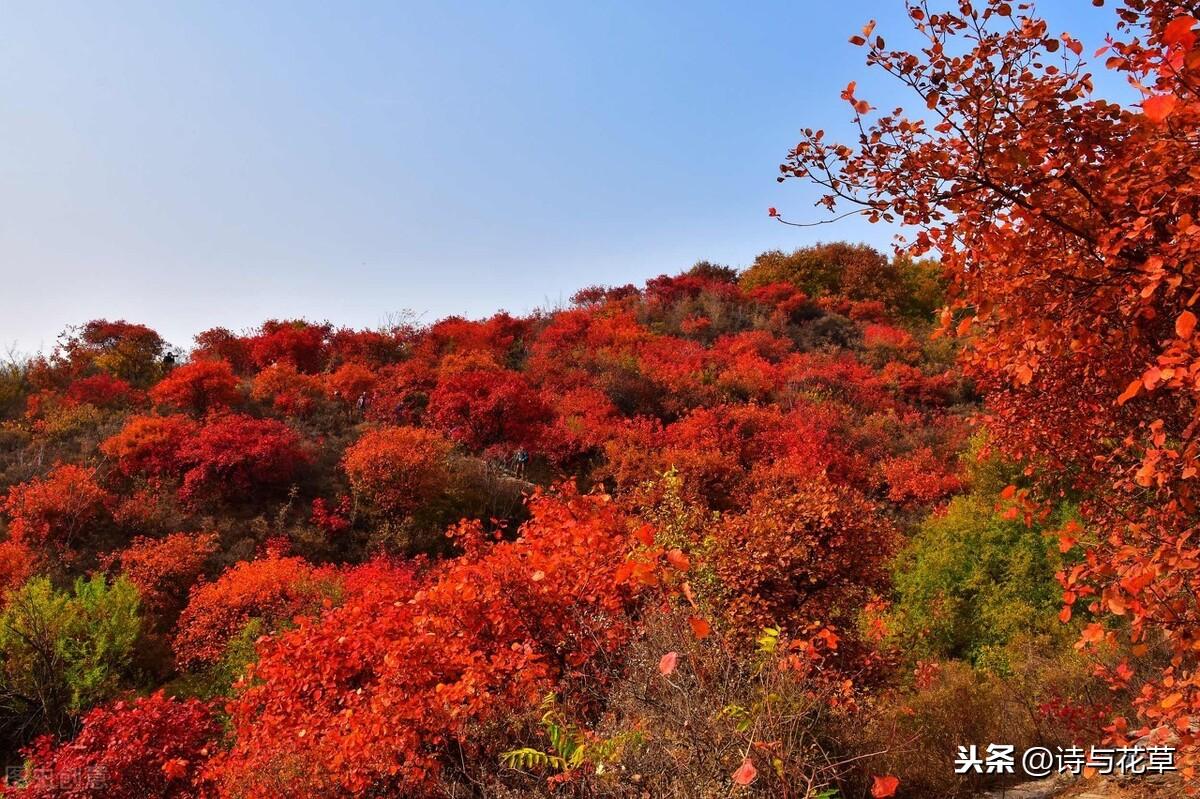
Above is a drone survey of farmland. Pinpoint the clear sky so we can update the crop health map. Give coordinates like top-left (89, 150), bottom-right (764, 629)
top-left (0, 1), bottom-right (1120, 354)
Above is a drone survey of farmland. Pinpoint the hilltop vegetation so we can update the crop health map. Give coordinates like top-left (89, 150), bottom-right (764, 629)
top-left (0, 245), bottom-right (1112, 798)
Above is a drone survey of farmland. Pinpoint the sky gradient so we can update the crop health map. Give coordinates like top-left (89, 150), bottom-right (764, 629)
top-left (1, 1), bottom-right (1121, 354)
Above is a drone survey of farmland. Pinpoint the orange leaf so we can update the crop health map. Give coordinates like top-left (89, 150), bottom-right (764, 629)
top-left (732, 757), bottom-right (758, 786)
top-left (871, 774), bottom-right (901, 798)
top-left (1163, 16), bottom-right (1198, 48)
top-left (635, 524), bottom-right (655, 547)
top-left (1059, 605), bottom-right (1072, 623)
top-left (1177, 310), bottom-right (1197, 339)
top-left (659, 651), bottom-right (678, 676)
top-left (688, 616), bottom-right (711, 639)
top-left (1162, 691), bottom-right (1184, 710)
top-left (1117, 378), bottom-right (1142, 405)
top-left (666, 548), bottom-right (691, 572)
top-left (1081, 623), bottom-right (1106, 645)
top-left (1143, 93), bottom-right (1178, 123)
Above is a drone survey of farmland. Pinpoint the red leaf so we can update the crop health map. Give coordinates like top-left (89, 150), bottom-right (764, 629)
top-left (871, 774), bottom-right (900, 798)
top-left (688, 616), bottom-right (711, 639)
top-left (1117, 378), bottom-right (1143, 406)
top-left (1143, 94), bottom-right (1178, 123)
top-left (1163, 16), bottom-right (1198, 49)
top-left (666, 548), bottom-right (691, 571)
top-left (1177, 310), bottom-right (1197, 339)
top-left (732, 757), bottom-right (757, 786)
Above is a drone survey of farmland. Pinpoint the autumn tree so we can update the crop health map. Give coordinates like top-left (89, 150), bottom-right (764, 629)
top-left (172, 554), bottom-right (341, 670)
top-left (427, 361), bottom-right (549, 453)
top-left (778, 0), bottom-right (1200, 754)
top-left (213, 490), bottom-right (640, 797)
top-left (101, 414), bottom-right (198, 479)
top-left (249, 362), bottom-right (327, 417)
top-left (106, 532), bottom-right (219, 620)
top-left (247, 320), bottom-right (330, 374)
top-left (57, 320), bottom-right (168, 387)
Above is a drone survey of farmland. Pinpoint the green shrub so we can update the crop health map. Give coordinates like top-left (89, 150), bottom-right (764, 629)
top-left (0, 574), bottom-right (142, 737)
top-left (887, 475), bottom-right (1075, 670)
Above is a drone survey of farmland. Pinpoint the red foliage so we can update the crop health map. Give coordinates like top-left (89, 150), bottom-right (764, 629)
top-left (780, 0), bottom-right (1200, 751)
top-left (310, 496), bottom-right (352, 537)
top-left (0, 539), bottom-right (37, 599)
top-left (214, 490), bottom-right (639, 797)
top-left (173, 554), bottom-right (341, 670)
top-left (101, 414), bottom-right (198, 478)
top-left (341, 426), bottom-right (453, 516)
top-left (880, 447), bottom-right (963, 507)
top-left (2, 465), bottom-right (111, 551)
top-left (107, 532), bottom-right (219, 616)
top-left (427, 364), bottom-right (549, 453)
top-left (249, 363), bottom-right (326, 417)
top-left (327, 328), bottom-right (403, 367)
top-left (64, 374), bottom-right (143, 409)
top-left (247, 320), bottom-right (330, 374)
top-left (324, 362), bottom-right (377, 405)
top-left (712, 463), bottom-right (895, 636)
top-left (9, 692), bottom-right (218, 799)
top-left (175, 414), bottom-right (309, 503)
top-left (150, 361), bottom-right (240, 415)
top-left (192, 328), bottom-right (253, 375)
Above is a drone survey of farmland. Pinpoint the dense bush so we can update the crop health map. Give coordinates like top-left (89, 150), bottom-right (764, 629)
top-left (10, 692), bottom-right (218, 799)
top-left (0, 576), bottom-right (141, 740)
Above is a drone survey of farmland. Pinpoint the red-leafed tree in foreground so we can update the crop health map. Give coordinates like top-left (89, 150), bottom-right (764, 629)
top-left (779, 0), bottom-right (1200, 763)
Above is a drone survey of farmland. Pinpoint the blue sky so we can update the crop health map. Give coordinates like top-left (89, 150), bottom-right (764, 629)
top-left (0, 1), bottom-right (1120, 354)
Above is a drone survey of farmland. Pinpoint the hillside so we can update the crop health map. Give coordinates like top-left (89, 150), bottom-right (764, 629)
top-left (0, 244), bottom-right (1122, 798)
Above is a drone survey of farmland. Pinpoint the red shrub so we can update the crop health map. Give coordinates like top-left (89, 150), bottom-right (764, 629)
top-left (879, 447), bottom-right (964, 508)
top-left (427, 366), bottom-right (549, 453)
top-left (0, 539), bottom-right (37, 599)
top-left (2, 465), bottom-right (111, 551)
top-left (9, 692), bottom-right (218, 799)
top-left (173, 554), bottom-right (341, 670)
top-left (150, 360), bottom-right (240, 415)
top-left (101, 414), bottom-right (198, 478)
top-left (107, 532), bottom-right (219, 616)
top-left (213, 490), bottom-right (639, 797)
top-left (65, 374), bottom-right (143, 409)
top-left (342, 426), bottom-right (453, 516)
top-left (192, 328), bottom-right (253, 375)
top-left (249, 363), bottom-right (326, 417)
top-left (324, 362), bottom-right (377, 405)
top-left (247, 320), bottom-right (330, 374)
top-left (175, 414), bottom-right (309, 503)
top-left (713, 465), bottom-right (895, 636)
